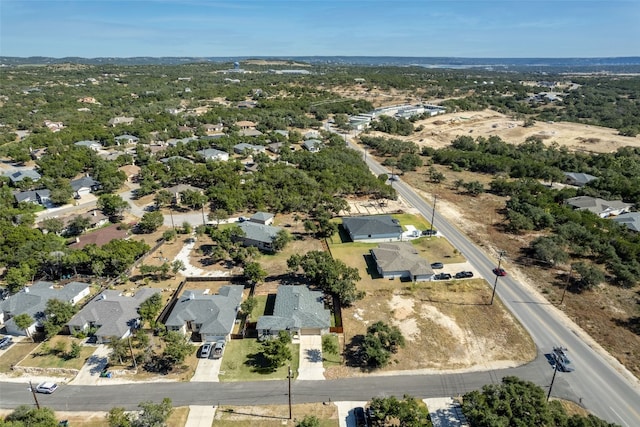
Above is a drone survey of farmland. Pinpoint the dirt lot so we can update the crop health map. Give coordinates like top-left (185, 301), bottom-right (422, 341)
top-left (372, 109), bottom-right (640, 153)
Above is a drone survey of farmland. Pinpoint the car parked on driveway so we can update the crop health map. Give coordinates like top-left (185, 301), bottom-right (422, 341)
top-left (434, 273), bottom-right (452, 280)
top-left (455, 271), bottom-right (474, 279)
top-left (430, 262), bottom-right (444, 269)
top-left (200, 342), bottom-right (212, 359)
top-left (35, 382), bottom-right (58, 394)
top-left (353, 406), bottom-right (367, 427)
top-left (493, 268), bottom-right (507, 276)
top-left (212, 340), bottom-right (225, 359)
top-left (0, 336), bottom-right (13, 349)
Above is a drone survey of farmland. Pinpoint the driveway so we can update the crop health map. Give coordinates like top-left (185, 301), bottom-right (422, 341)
top-left (69, 344), bottom-right (111, 385)
top-left (424, 397), bottom-right (470, 427)
top-left (296, 335), bottom-right (324, 380)
top-left (335, 401), bottom-right (368, 427)
top-left (191, 353), bottom-right (223, 382)
top-left (185, 405), bottom-right (217, 427)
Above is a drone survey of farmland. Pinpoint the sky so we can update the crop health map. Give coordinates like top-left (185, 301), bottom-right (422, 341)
top-left (1, 0), bottom-right (639, 58)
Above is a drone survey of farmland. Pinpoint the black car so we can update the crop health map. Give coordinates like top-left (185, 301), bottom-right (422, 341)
top-left (353, 407), bottom-right (367, 427)
top-left (430, 262), bottom-right (444, 269)
top-left (422, 229), bottom-right (437, 236)
top-left (455, 271), bottom-right (474, 279)
top-left (434, 273), bottom-right (452, 280)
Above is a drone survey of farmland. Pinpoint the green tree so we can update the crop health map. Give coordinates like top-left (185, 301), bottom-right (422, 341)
top-left (261, 331), bottom-right (292, 371)
top-left (171, 260), bottom-right (185, 276)
top-left (240, 296), bottom-right (258, 318)
top-left (97, 194), bottom-right (130, 220)
top-left (361, 321), bottom-right (405, 368)
top-left (138, 293), bottom-right (163, 328)
top-left (107, 407), bottom-right (132, 427)
top-left (322, 334), bottom-right (338, 356)
top-left (428, 166), bottom-right (446, 183)
top-left (162, 331), bottom-right (194, 365)
top-left (133, 398), bottom-right (173, 427)
top-left (67, 215), bottom-right (92, 236)
top-left (43, 298), bottom-right (77, 339)
top-left (154, 190), bottom-right (173, 208)
top-left (40, 217), bottom-right (65, 235)
top-left (368, 395), bottom-right (431, 427)
top-left (462, 180), bottom-right (484, 196)
top-left (572, 262), bottom-right (605, 290)
top-left (13, 313), bottom-right (35, 342)
top-left (296, 415), bottom-right (321, 427)
top-left (68, 341), bottom-right (82, 358)
top-left (4, 405), bottom-right (59, 427)
top-left (272, 229), bottom-right (292, 252)
top-left (244, 261), bottom-right (267, 285)
top-left (108, 337), bottom-right (130, 365)
top-left (5, 263), bottom-right (34, 293)
top-left (138, 211), bottom-right (164, 233)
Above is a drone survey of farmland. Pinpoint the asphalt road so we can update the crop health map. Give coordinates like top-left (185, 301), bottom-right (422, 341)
top-left (360, 142), bottom-right (640, 427)
top-left (6, 133), bottom-right (639, 425)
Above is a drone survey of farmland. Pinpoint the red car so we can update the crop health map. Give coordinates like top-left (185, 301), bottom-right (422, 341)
top-left (493, 268), bottom-right (507, 276)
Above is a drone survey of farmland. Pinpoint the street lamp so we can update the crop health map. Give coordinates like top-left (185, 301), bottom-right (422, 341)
top-left (490, 250), bottom-right (506, 305)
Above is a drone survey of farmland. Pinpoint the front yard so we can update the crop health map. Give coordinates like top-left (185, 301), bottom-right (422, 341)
top-left (219, 338), bottom-right (300, 382)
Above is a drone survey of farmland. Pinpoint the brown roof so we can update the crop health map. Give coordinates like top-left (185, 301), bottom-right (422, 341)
top-left (70, 224), bottom-right (129, 249)
top-left (119, 164), bottom-right (141, 177)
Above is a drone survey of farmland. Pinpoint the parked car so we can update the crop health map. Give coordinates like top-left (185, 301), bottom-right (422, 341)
top-left (353, 406), bottom-right (367, 427)
top-left (200, 342), bottom-right (212, 359)
top-left (0, 336), bottom-right (13, 350)
top-left (493, 268), bottom-right (507, 276)
top-left (553, 346), bottom-right (574, 372)
top-left (35, 382), bottom-right (58, 394)
top-left (422, 229), bottom-right (437, 236)
top-left (455, 271), bottom-right (474, 279)
top-left (434, 273), bottom-right (452, 280)
top-left (430, 262), bottom-right (444, 269)
top-left (212, 340), bottom-right (226, 359)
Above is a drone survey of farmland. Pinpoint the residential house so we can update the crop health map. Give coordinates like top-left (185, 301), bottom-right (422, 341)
top-left (256, 285), bottom-right (330, 339)
top-left (108, 116), bottom-right (135, 126)
top-left (164, 285), bottom-right (244, 342)
top-left (114, 134), bottom-right (140, 145)
top-left (70, 176), bottom-right (100, 198)
top-left (69, 223), bottom-right (129, 249)
top-left (74, 140), bottom-right (103, 151)
top-left (14, 189), bottom-right (51, 206)
top-left (565, 196), bottom-right (633, 218)
top-left (342, 215), bottom-right (403, 241)
top-left (118, 164), bottom-right (141, 182)
top-left (59, 210), bottom-right (109, 234)
top-left (302, 139), bottom-right (322, 153)
top-left (236, 120), bottom-right (256, 130)
top-left (370, 242), bottom-right (435, 282)
top-left (563, 172), bottom-right (597, 187)
top-left (29, 147), bottom-right (47, 160)
top-left (250, 212), bottom-right (274, 226)
top-left (167, 137), bottom-right (198, 147)
top-left (612, 212), bottom-right (640, 232)
top-left (204, 123), bottom-right (224, 134)
top-left (304, 131), bottom-right (320, 139)
top-left (267, 142), bottom-right (286, 154)
top-left (274, 130), bottom-right (289, 138)
top-left (166, 184), bottom-right (202, 204)
top-left (233, 143), bottom-right (266, 155)
top-left (0, 281), bottom-right (90, 336)
top-left (239, 128), bottom-right (263, 137)
top-left (5, 169), bottom-right (41, 185)
top-left (44, 120), bottom-right (64, 132)
top-left (67, 288), bottom-right (160, 343)
top-left (196, 148), bottom-right (229, 162)
top-left (236, 101), bottom-right (257, 109)
top-left (236, 221), bottom-right (282, 252)
top-left (160, 155), bottom-right (193, 165)
top-left (77, 97), bottom-right (99, 104)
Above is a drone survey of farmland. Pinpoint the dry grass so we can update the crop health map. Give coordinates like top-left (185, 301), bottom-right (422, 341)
top-left (0, 341), bottom-right (39, 373)
top-left (215, 403), bottom-right (338, 427)
top-left (18, 336), bottom-right (94, 370)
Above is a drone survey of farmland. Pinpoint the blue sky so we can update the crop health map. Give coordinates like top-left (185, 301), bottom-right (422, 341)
top-left (1, 0), bottom-right (639, 58)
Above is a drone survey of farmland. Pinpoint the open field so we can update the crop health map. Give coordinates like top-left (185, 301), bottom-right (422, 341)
top-left (214, 403), bottom-right (338, 427)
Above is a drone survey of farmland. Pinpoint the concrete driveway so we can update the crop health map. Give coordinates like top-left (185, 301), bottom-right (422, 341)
top-left (335, 401), bottom-right (368, 427)
top-left (297, 335), bottom-right (325, 380)
top-left (69, 344), bottom-right (111, 385)
top-left (424, 397), bottom-right (470, 427)
top-left (191, 353), bottom-right (223, 382)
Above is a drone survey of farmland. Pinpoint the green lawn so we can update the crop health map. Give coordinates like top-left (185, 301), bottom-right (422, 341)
top-left (0, 341), bottom-right (39, 373)
top-left (220, 338), bottom-right (299, 382)
top-left (248, 295), bottom-right (268, 322)
top-left (321, 335), bottom-right (341, 367)
top-left (20, 337), bottom-right (95, 370)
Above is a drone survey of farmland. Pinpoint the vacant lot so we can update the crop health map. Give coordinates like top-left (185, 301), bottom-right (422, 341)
top-left (214, 403), bottom-right (338, 427)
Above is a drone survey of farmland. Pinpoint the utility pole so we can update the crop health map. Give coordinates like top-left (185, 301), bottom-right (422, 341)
top-left (128, 336), bottom-right (137, 369)
top-left (29, 381), bottom-right (41, 409)
top-left (288, 365), bottom-right (292, 420)
top-left (201, 204), bottom-right (206, 227)
top-left (490, 250), bottom-right (506, 305)
top-left (547, 350), bottom-right (560, 401)
top-left (169, 206), bottom-right (175, 230)
top-left (560, 264), bottom-right (572, 305)
top-left (429, 194), bottom-right (437, 234)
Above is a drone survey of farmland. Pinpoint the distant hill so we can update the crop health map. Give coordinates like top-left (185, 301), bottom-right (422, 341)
top-left (2, 56), bottom-right (640, 72)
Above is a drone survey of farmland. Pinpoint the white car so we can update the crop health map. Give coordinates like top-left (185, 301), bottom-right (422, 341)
top-left (200, 342), bottom-right (212, 359)
top-left (35, 382), bottom-right (58, 394)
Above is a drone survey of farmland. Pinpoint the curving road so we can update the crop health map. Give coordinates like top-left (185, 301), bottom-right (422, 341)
top-left (5, 133), bottom-right (639, 425)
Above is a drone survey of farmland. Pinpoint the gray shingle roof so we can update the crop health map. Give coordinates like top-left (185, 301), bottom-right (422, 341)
top-left (164, 285), bottom-right (243, 336)
top-left (238, 221), bottom-right (281, 244)
top-left (67, 288), bottom-right (160, 339)
top-left (563, 172), bottom-right (597, 186)
top-left (371, 242), bottom-right (434, 277)
top-left (565, 196), bottom-right (632, 215)
top-left (257, 285), bottom-right (330, 331)
top-left (612, 212), bottom-right (640, 232)
top-left (6, 169), bottom-right (41, 183)
top-left (250, 212), bottom-right (274, 223)
top-left (342, 215), bottom-right (403, 239)
top-left (70, 176), bottom-right (100, 191)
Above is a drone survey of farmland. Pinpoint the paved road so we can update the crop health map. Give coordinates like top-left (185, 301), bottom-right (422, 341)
top-left (353, 137), bottom-right (640, 426)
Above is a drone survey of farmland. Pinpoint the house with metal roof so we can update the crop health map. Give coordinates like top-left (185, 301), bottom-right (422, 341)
top-left (74, 140), bottom-right (104, 151)
top-left (612, 212), bottom-right (640, 232)
top-left (164, 285), bottom-right (244, 343)
top-left (302, 139), bottom-right (322, 153)
top-left (236, 221), bottom-right (282, 252)
top-left (370, 242), bottom-right (434, 282)
top-left (342, 215), bottom-right (403, 242)
top-left (565, 196), bottom-right (633, 218)
top-left (67, 288), bottom-right (160, 343)
top-left (256, 285), bottom-right (330, 339)
top-left (0, 281), bottom-right (90, 336)
top-left (114, 134), bottom-right (140, 144)
top-left (563, 172), bottom-right (597, 187)
top-left (233, 143), bottom-right (266, 155)
top-left (250, 212), bottom-right (274, 226)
